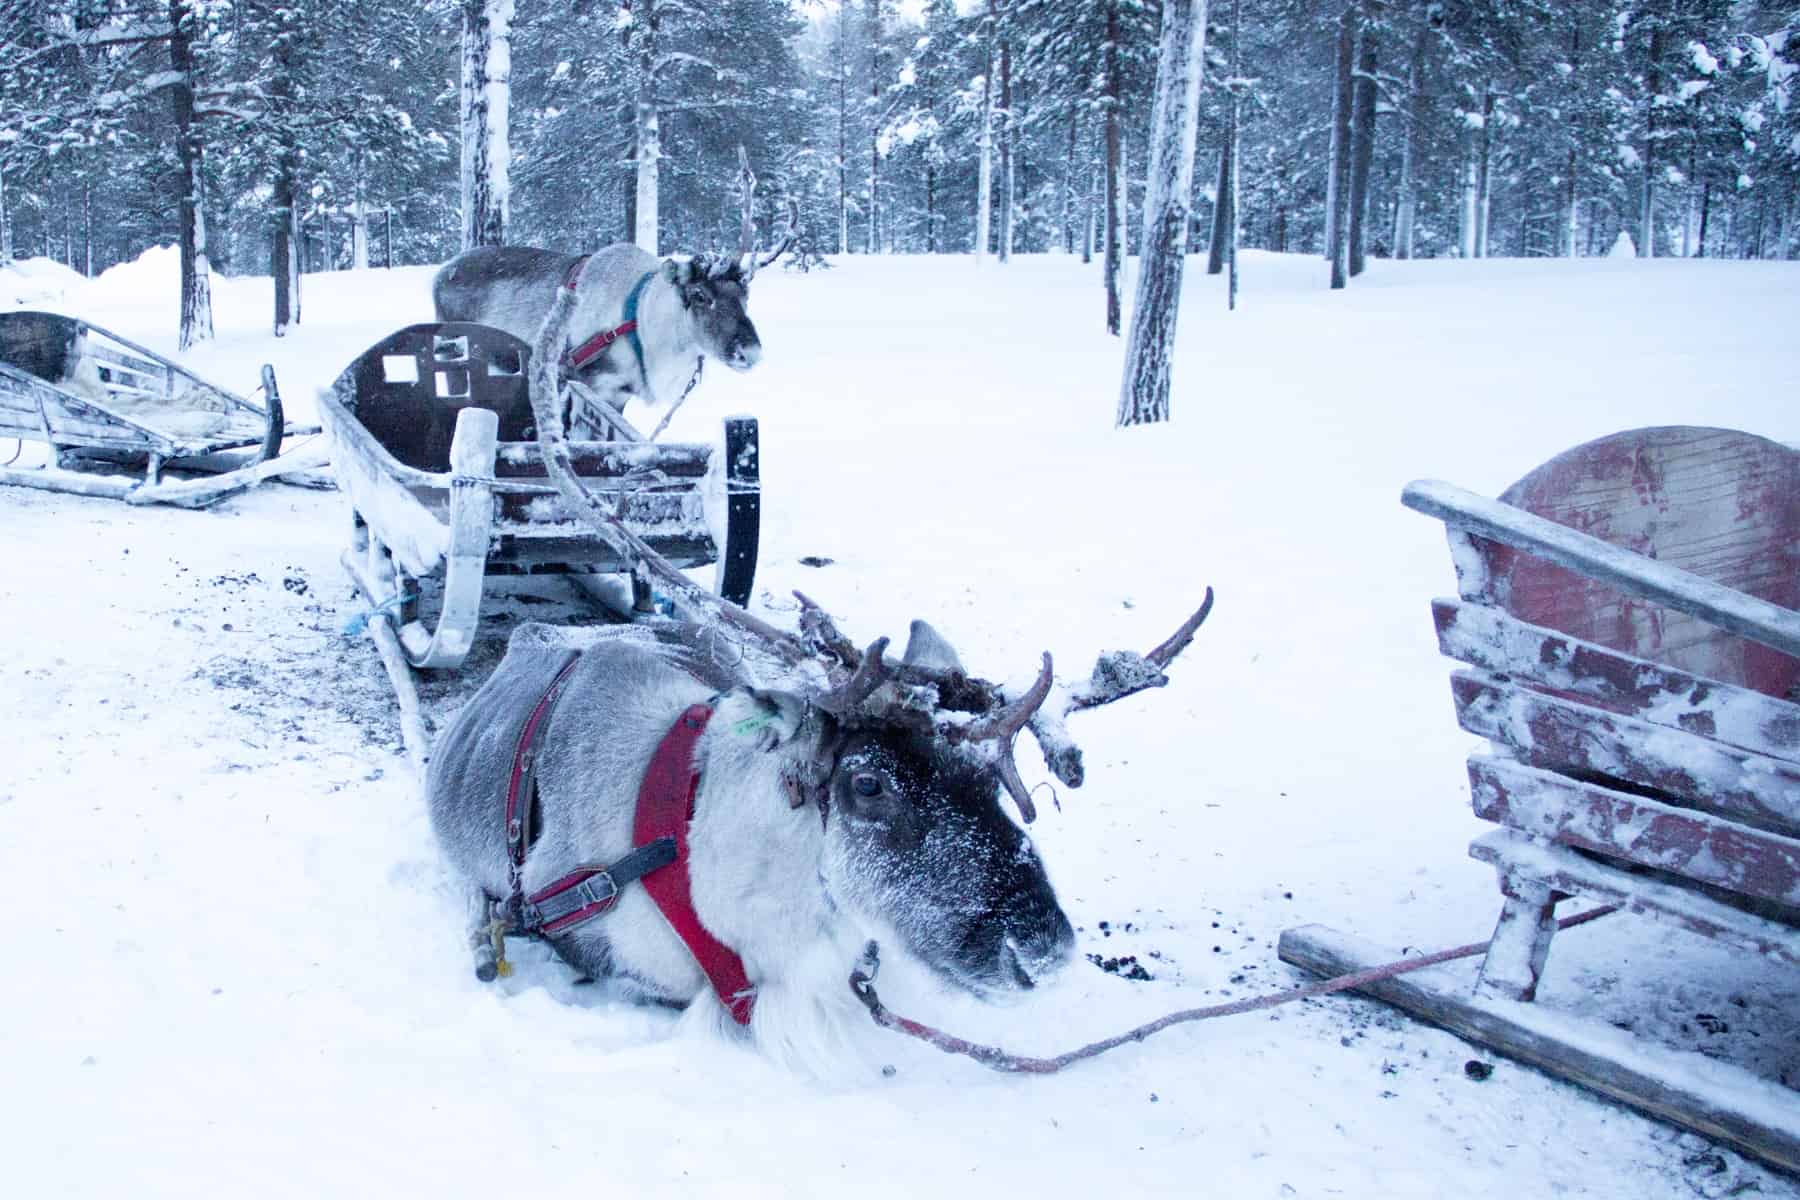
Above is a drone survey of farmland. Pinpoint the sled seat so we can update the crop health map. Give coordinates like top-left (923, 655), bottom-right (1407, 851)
top-left (1403, 426), bottom-right (1800, 1003)
top-left (318, 322), bottom-right (759, 670)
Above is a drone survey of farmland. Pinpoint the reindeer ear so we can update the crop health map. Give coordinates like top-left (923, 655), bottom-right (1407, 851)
top-left (902, 620), bottom-right (964, 672)
top-left (719, 687), bottom-right (809, 753)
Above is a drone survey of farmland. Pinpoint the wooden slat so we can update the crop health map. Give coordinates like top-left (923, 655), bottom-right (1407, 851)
top-left (487, 532), bottom-right (714, 570)
top-left (1453, 669), bottom-right (1800, 838)
top-left (1467, 754), bottom-right (1800, 907)
top-left (495, 489), bottom-right (698, 529)
top-left (1404, 479), bottom-right (1800, 660)
top-left (1435, 600), bottom-right (1800, 764)
top-left (492, 440), bottom-right (711, 480)
top-left (1277, 923), bottom-right (1800, 1176)
top-left (1470, 831), bottom-right (1800, 964)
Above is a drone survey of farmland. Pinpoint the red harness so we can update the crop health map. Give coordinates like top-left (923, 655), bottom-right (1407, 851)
top-left (560, 256), bottom-right (640, 373)
top-left (500, 655), bottom-right (756, 1025)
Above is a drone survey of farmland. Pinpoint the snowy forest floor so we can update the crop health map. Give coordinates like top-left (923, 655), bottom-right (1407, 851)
top-left (3, 247), bottom-right (1799, 1199)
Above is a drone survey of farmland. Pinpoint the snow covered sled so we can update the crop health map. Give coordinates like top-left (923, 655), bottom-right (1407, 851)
top-left (0, 311), bottom-right (321, 507)
top-left (1281, 426), bottom-right (1800, 1173)
top-left (318, 322), bottom-right (760, 675)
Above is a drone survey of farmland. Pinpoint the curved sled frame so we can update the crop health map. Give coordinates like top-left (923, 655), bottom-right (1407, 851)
top-left (0, 312), bottom-right (318, 506)
top-left (320, 322), bottom-right (760, 672)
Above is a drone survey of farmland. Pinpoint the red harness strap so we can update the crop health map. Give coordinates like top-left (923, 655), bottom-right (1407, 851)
top-left (560, 254), bottom-right (638, 372)
top-left (633, 704), bottom-right (757, 1026)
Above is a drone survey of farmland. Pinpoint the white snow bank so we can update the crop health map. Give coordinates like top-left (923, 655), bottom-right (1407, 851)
top-left (1, 255), bottom-right (89, 308)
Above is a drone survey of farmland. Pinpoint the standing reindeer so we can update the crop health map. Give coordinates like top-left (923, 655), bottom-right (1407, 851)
top-left (431, 204), bottom-right (796, 435)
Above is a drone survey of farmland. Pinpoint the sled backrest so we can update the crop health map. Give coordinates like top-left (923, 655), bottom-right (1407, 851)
top-left (338, 322), bottom-right (533, 472)
top-left (1462, 427), bottom-right (1800, 697)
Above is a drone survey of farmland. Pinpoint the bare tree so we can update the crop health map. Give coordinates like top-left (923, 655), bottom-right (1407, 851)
top-left (169, 0), bottom-right (213, 349)
top-left (1117, 0), bottom-right (1209, 428)
top-left (1325, 2), bottom-right (1356, 289)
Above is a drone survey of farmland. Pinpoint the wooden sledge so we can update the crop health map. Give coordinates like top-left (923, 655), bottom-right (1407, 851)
top-left (0, 311), bottom-right (322, 507)
top-left (318, 321), bottom-right (760, 676)
top-left (1281, 426), bottom-right (1800, 1173)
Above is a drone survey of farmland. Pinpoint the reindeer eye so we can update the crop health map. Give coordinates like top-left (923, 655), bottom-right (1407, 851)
top-left (688, 288), bottom-right (713, 308)
top-left (851, 772), bottom-right (883, 798)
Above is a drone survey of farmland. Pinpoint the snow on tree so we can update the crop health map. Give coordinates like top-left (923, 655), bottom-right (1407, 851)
top-left (461, 0), bottom-right (512, 250)
top-left (1116, 0), bottom-right (1208, 428)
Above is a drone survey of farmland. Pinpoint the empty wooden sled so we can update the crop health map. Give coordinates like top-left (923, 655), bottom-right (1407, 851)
top-left (318, 322), bottom-right (761, 674)
top-left (1282, 426), bottom-right (1800, 1173)
top-left (0, 311), bottom-right (321, 507)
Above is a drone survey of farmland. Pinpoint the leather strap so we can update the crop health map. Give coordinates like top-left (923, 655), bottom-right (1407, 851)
top-left (632, 703), bottom-right (757, 1025)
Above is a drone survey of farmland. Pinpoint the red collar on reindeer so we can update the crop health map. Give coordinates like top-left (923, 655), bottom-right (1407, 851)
top-left (560, 257), bottom-right (654, 377)
top-left (500, 655), bottom-right (756, 1026)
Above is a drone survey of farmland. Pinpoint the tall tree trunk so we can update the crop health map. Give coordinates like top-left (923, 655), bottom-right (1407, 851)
top-left (272, 138), bottom-right (299, 335)
top-left (1682, 148), bottom-right (1699, 257)
top-left (461, 0), bottom-right (512, 251)
top-left (867, 0), bottom-right (881, 254)
top-left (1117, 0), bottom-right (1210, 428)
top-left (1226, 0), bottom-right (1241, 310)
top-left (1207, 112), bottom-right (1233, 274)
top-left (1082, 141), bottom-right (1097, 264)
top-left (837, 3), bottom-right (849, 253)
top-left (169, 0), bottom-right (213, 351)
top-left (1563, 149), bottom-right (1580, 258)
top-left (627, 3), bottom-right (656, 254)
top-left (1473, 87), bottom-right (1493, 257)
top-left (1326, 3), bottom-right (1355, 288)
top-left (1640, 23), bottom-right (1663, 258)
top-left (82, 181), bottom-right (92, 276)
top-left (998, 26), bottom-right (1013, 263)
top-left (1061, 110), bottom-right (1080, 253)
top-left (0, 163), bottom-right (10, 264)
top-left (976, 43), bottom-right (994, 259)
top-left (352, 160), bottom-right (370, 270)
top-left (1102, 0), bottom-right (1124, 333)
top-left (926, 163), bottom-right (937, 252)
top-left (1696, 180), bottom-right (1711, 258)
top-left (1459, 142), bottom-right (1478, 256)
top-left (1348, 28), bottom-right (1377, 276)
top-left (1393, 10), bottom-right (1427, 259)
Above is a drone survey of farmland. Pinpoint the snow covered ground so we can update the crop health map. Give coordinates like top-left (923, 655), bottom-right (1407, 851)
top-left (3, 247), bottom-right (1798, 1198)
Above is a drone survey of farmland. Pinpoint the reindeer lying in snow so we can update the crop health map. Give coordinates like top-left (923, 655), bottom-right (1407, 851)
top-left (426, 584), bottom-right (1211, 1069)
top-left (423, 269), bottom-right (1214, 1071)
top-left (431, 206), bottom-right (796, 434)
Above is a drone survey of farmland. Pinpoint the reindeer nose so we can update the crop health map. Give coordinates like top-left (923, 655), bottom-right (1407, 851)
top-left (729, 340), bottom-right (763, 371)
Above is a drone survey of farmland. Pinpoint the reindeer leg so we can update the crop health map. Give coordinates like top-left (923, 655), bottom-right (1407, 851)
top-left (466, 885), bottom-right (503, 983)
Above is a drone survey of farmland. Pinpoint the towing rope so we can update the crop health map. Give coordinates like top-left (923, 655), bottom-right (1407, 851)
top-left (848, 903), bottom-right (1622, 1074)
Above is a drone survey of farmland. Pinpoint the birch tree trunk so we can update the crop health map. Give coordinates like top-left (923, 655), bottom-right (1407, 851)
top-left (867, 0), bottom-right (881, 255)
top-left (1082, 147), bottom-right (1097, 264)
top-left (1327, 4), bottom-right (1355, 289)
top-left (1102, 0), bottom-right (1123, 332)
top-left (170, 0), bottom-right (213, 351)
top-left (352, 174), bottom-right (370, 270)
top-left (1226, 0), bottom-right (1241, 310)
top-left (1062, 110), bottom-right (1080, 253)
top-left (998, 27), bottom-right (1013, 263)
top-left (837, 2), bottom-right (850, 254)
top-left (461, 0), bottom-right (512, 251)
top-left (1639, 24), bottom-right (1663, 259)
top-left (976, 44), bottom-right (994, 260)
top-left (1347, 29), bottom-right (1377, 276)
top-left (1473, 87), bottom-right (1493, 257)
top-left (1392, 13), bottom-right (1427, 260)
top-left (1117, 0), bottom-right (1210, 428)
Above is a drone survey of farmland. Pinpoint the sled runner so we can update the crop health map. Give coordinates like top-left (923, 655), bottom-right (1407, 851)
top-left (1282, 426), bottom-right (1800, 1174)
top-left (0, 311), bottom-right (321, 507)
top-left (318, 321), bottom-right (761, 680)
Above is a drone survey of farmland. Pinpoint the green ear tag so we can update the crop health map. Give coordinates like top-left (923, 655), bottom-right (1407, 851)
top-left (732, 713), bottom-right (776, 737)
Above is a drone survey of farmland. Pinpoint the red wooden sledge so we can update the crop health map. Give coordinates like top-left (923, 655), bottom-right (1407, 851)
top-left (1281, 426), bottom-right (1800, 1173)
